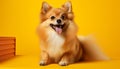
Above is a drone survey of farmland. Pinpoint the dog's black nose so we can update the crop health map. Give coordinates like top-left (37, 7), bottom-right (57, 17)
top-left (57, 19), bottom-right (61, 24)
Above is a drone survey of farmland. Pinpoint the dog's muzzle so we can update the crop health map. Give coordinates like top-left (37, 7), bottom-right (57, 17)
top-left (50, 24), bottom-right (65, 34)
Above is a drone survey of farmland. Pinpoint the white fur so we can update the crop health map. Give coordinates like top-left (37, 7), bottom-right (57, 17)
top-left (47, 30), bottom-right (65, 58)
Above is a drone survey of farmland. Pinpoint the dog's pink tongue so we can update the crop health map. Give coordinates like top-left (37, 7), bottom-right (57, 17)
top-left (55, 27), bottom-right (62, 34)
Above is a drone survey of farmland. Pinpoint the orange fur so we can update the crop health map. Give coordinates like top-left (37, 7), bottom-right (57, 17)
top-left (37, 1), bottom-right (109, 66)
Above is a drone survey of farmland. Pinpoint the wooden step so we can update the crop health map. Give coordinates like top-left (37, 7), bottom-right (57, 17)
top-left (0, 37), bottom-right (15, 41)
top-left (0, 49), bottom-right (15, 56)
top-left (0, 40), bottom-right (15, 45)
top-left (0, 44), bottom-right (15, 50)
top-left (0, 53), bottom-right (15, 61)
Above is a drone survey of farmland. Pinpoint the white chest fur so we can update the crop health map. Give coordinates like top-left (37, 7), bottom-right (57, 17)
top-left (47, 30), bottom-right (65, 58)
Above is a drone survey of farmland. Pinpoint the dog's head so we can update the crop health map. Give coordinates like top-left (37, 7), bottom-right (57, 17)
top-left (40, 1), bottom-right (74, 34)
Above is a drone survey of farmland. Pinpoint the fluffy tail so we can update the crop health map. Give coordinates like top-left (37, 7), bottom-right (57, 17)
top-left (78, 35), bottom-right (109, 61)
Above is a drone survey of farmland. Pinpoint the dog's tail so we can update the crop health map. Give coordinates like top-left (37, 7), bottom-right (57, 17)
top-left (78, 35), bottom-right (109, 61)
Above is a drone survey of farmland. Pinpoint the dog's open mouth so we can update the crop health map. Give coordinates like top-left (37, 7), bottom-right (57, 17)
top-left (50, 24), bottom-right (65, 34)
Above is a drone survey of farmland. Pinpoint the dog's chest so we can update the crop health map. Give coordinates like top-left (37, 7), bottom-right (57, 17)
top-left (47, 31), bottom-right (65, 58)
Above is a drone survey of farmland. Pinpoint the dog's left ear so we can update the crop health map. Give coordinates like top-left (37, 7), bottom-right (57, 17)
top-left (62, 1), bottom-right (72, 12)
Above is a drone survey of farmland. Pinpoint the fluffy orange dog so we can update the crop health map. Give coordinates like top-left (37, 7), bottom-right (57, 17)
top-left (37, 1), bottom-right (108, 66)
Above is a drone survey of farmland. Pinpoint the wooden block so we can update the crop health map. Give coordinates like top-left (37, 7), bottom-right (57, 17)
top-left (0, 37), bottom-right (16, 62)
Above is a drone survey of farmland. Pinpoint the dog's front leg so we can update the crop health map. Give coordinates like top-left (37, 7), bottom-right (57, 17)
top-left (39, 51), bottom-right (49, 66)
top-left (59, 53), bottom-right (74, 66)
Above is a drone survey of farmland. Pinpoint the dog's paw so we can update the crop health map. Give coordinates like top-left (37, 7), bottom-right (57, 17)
top-left (39, 60), bottom-right (47, 66)
top-left (59, 61), bottom-right (68, 66)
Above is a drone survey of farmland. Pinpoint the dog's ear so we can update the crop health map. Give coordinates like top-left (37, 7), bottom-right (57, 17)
top-left (62, 1), bottom-right (72, 12)
top-left (62, 1), bottom-right (74, 20)
top-left (41, 2), bottom-right (52, 14)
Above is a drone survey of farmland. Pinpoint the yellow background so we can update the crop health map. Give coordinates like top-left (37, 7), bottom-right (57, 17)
top-left (0, 0), bottom-right (120, 69)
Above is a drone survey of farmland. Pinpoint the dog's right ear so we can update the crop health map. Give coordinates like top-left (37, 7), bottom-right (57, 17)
top-left (41, 2), bottom-right (52, 14)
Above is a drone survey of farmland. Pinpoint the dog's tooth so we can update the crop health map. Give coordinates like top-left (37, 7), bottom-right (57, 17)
top-left (53, 26), bottom-right (56, 28)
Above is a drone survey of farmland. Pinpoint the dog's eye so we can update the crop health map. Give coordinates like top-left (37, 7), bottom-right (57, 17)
top-left (61, 15), bottom-right (65, 20)
top-left (51, 16), bottom-right (55, 20)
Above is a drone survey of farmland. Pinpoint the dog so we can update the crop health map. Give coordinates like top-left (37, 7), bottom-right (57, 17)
top-left (37, 1), bottom-right (109, 66)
